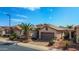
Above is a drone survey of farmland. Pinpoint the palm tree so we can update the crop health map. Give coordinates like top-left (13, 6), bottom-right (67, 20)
top-left (66, 25), bottom-right (73, 29)
top-left (18, 23), bottom-right (33, 42)
top-left (59, 25), bottom-right (73, 29)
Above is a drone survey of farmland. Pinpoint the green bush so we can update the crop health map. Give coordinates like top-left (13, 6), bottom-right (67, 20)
top-left (10, 32), bottom-right (17, 40)
top-left (77, 36), bottom-right (79, 43)
top-left (63, 40), bottom-right (72, 48)
top-left (48, 38), bottom-right (55, 46)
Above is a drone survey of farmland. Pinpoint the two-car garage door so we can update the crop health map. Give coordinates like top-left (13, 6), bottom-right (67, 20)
top-left (41, 32), bottom-right (54, 41)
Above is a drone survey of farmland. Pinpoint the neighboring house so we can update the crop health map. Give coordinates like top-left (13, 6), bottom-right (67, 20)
top-left (13, 26), bottom-right (23, 36)
top-left (0, 26), bottom-right (24, 37)
top-left (0, 26), bottom-right (21, 36)
top-left (0, 26), bottom-right (10, 36)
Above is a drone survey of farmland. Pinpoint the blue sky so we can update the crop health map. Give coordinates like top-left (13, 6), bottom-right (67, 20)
top-left (0, 7), bottom-right (79, 26)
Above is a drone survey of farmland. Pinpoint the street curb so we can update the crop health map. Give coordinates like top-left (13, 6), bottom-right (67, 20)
top-left (17, 43), bottom-right (49, 51)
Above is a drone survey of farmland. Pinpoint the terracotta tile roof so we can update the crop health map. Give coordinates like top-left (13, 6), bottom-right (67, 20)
top-left (48, 24), bottom-right (65, 30)
top-left (36, 24), bottom-right (65, 30)
top-left (15, 26), bottom-right (22, 30)
top-left (0, 26), bottom-right (10, 30)
top-left (36, 24), bottom-right (75, 31)
top-left (75, 25), bottom-right (79, 27)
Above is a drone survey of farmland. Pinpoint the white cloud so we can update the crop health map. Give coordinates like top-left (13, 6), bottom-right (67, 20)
top-left (23, 7), bottom-right (40, 11)
top-left (16, 14), bottom-right (27, 18)
top-left (11, 18), bottom-right (26, 22)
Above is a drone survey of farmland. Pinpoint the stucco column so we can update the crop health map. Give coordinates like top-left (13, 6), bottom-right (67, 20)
top-left (76, 32), bottom-right (79, 43)
top-left (62, 32), bottom-right (64, 39)
top-left (69, 31), bottom-right (72, 39)
top-left (39, 32), bottom-right (41, 40)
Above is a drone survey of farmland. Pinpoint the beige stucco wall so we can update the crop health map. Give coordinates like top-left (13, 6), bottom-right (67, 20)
top-left (39, 27), bottom-right (62, 39)
top-left (30, 31), bottom-right (37, 38)
top-left (1, 30), bottom-right (6, 36)
top-left (75, 27), bottom-right (79, 43)
top-left (76, 28), bottom-right (79, 36)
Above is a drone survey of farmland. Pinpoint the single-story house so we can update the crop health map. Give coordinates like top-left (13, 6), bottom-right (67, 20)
top-left (33, 24), bottom-right (75, 42)
top-left (0, 26), bottom-right (10, 36)
top-left (0, 26), bottom-right (23, 37)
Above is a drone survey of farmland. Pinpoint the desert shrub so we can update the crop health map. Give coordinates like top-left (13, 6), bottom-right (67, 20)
top-left (76, 36), bottom-right (79, 43)
top-left (62, 40), bottom-right (73, 50)
top-left (10, 32), bottom-right (17, 41)
top-left (48, 37), bottom-right (56, 46)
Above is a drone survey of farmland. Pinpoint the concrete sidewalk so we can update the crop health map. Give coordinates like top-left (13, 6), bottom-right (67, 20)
top-left (0, 37), bottom-right (9, 42)
top-left (17, 42), bottom-right (49, 51)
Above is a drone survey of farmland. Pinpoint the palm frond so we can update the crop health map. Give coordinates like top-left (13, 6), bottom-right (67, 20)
top-left (18, 23), bottom-right (33, 31)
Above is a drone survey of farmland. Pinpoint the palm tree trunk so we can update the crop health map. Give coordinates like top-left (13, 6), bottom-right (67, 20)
top-left (28, 31), bottom-right (32, 41)
top-left (24, 31), bottom-right (32, 42)
top-left (24, 31), bottom-right (28, 40)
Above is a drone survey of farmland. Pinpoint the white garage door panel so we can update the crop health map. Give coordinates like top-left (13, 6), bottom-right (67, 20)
top-left (41, 32), bottom-right (54, 41)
